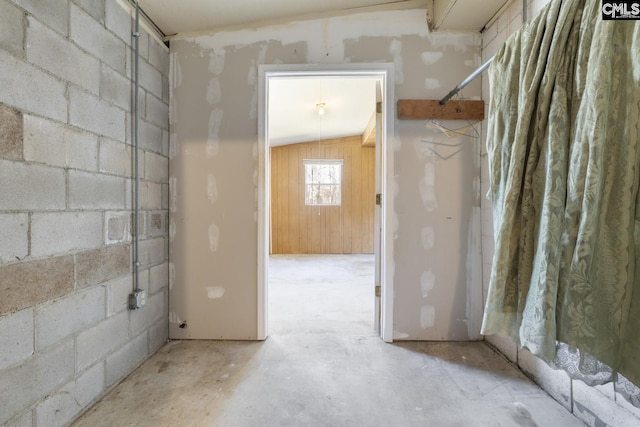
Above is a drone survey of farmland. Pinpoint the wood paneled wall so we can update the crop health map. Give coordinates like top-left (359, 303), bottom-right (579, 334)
top-left (271, 135), bottom-right (375, 254)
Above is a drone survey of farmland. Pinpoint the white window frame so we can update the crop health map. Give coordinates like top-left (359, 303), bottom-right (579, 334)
top-left (303, 159), bottom-right (343, 206)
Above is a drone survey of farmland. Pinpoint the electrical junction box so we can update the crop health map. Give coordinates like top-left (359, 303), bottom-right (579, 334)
top-left (129, 289), bottom-right (146, 310)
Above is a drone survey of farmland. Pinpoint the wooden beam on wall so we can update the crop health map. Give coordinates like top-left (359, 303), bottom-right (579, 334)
top-left (397, 99), bottom-right (484, 120)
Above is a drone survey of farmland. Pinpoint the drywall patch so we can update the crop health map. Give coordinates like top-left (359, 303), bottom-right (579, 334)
top-left (169, 177), bottom-right (178, 213)
top-left (420, 271), bottom-right (435, 298)
top-left (389, 39), bottom-right (404, 85)
top-left (206, 109), bottom-right (223, 158)
top-left (169, 262), bottom-right (175, 290)
top-left (421, 227), bottom-right (434, 250)
top-left (169, 133), bottom-right (179, 159)
top-left (208, 224), bottom-right (220, 252)
top-left (466, 206), bottom-right (483, 339)
top-left (206, 78), bottom-right (222, 104)
top-left (207, 174), bottom-right (218, 203)
top-left (420, 305), bottom-right (435, 329)
top-left (188, 9), bottom-right (429, 64)
top-left (424, 78), bottom-right (440, 90)
top-left (169, 217), bottom-right (176, 242)
top-left (419, 162), bottom-right (438, 212)
top-left (208, 50), bottom-right (226, 75)
top-left (205, 286), bottom-right (225, 299)
top-left (427, 32), bottom-right (481, 52)
top-left (169, 311), bottom-right (183, 324)
top-left (421, 51), bottom-right (443, 65)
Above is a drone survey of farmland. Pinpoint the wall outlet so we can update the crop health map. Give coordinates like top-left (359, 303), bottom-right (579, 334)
top-left (129, 289), bottom-right (146, 310)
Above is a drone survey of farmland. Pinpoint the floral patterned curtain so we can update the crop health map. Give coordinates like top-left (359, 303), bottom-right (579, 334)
top-left (481, 0), bottom-right (640, 406)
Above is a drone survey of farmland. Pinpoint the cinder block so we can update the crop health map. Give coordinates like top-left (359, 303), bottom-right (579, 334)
top-left (0, 339), bottom-right (74, 425)
top-left (139, 180), bottom-right (163, 210)
top-left (35, 286), bottom-right (105, 350)
top-left (31, 212), bottom-right (103, 258)
top-left (100, 64), bottom-right (131, 112)
top-left (13, 0), bottom-right (69, 36)
top-left (76, 244), bottom-right (131, 288)
top-left (35, 362), bottom-right (104, 427)
top-left (104, 211), bottom-right (131, 245)
top-left (0, 1), bottom-right (25, 58)
top-left (148, 211), bottom-right (167, 238)
top-left (99, 138), bottom-right (131, 177)
top-left (138, 120), bottom-right (163, 153)
top-left (139, 237), bottom-right (166, 267)
top-left (518, 347), bottom-right (572, 411)
top-left (148, 39), bottom-right (169, 74)
top-left (573, 379), bottom-right (640, 427)
top-left (0, 50), bottom-right (67, 122)
top-left (26, 16), bottom-right (100, 95)
top-left (0, 256), bottom-right (74, 316)
top-left (149, 262), bottom-right (168, 294)
top-left (23, 115), bottom-right (99, 171)
top-left (0, 308), bottom-right (34, 371)
top-left (162, 75), bottom-right (169, 103)
top-left (105, 275), bottom-right (133, 316)
top-left (162, 130), bottom-right (169, 156)
top-left (130, 290), bottom-right (164, 336)
top-left (74, 0), bottom-right (105, 23)
top-left (148, 316), bottom-right (168, 353)
top-left (140, 58), bottom-right (163, 99)
top-left (70, 4), bottom-right (126, 73)
top-left (105, 331), bottom-right (147, 386)
top-left (0, 213), bottom-right (28, 263)
top-left (0, 102), bottom-right (23, 161)
top-left (144, 151), bottom-right (168, 182)
top-left (69, 170), bottom-right (126, 209)
top-left (69, 86), bottom-right (126, 141)
top-left (77, 310), bottom-right (129, 371)
top-left (146, 92), bottom-right (169, 130)
top-left (162, 183), bottom-right (169, 210)
top-left (105, 0), bottom-right (132, 44)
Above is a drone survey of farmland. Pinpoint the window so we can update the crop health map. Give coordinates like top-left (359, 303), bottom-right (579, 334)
top-left (304, 159), bottom-right (343, 206)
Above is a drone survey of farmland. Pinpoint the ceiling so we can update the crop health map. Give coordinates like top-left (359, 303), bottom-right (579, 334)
top-left (268, 77), bottom-right (378, 146)
top-left (136, 0), bottom-right (509, 146)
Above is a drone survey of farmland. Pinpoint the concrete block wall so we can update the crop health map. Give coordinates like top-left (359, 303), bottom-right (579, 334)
top-left (0, 0), bottom-right (170, 425)
top-left (480, 1), bottom-right (640, 426)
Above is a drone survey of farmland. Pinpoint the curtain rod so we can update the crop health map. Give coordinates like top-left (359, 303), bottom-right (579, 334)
top-left (439, 56), bottom-right (494, 105)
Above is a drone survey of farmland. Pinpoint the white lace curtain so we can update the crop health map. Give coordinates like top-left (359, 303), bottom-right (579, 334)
top-left (481, 0), bottom-right (640, 407)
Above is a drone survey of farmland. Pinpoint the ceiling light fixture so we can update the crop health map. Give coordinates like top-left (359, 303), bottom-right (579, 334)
top-left (316, 102), bottom-right (326, 116)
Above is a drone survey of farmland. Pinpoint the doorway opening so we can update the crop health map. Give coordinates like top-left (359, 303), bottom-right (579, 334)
top-left (257, 65), bottom-right (395, 342)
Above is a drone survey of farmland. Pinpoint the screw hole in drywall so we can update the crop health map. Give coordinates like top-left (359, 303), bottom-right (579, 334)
top-left (179, 321), bottom-right (187, 329)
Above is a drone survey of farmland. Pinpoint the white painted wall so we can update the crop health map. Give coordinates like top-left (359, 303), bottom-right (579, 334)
top-left (480, 1), bottom-right (640, 425)
top-left (169, 7), bottom-right (483, 341)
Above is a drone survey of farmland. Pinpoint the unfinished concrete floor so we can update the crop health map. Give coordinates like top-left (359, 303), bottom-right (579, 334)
top-left (73, 255), bottom-right (584, 426)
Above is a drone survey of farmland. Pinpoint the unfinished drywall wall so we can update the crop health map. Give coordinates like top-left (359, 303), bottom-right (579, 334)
top-left (480, 1), bottom-right (640, 425)
top-left (0, 0), bottom-right (170, 425)
top-left (169, 7), bottom-right (482, 340)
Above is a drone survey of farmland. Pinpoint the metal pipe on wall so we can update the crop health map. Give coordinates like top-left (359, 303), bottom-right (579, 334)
top-left (133, 1), bottom-right (141, 293)
top-left (439, 56), bottom-right (494, 105)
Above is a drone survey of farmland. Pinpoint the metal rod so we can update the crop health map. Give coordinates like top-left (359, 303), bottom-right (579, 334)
top-left (439, 56), bottom-right (494, 105)
top-left (133, 1), bottom-right (141, 291)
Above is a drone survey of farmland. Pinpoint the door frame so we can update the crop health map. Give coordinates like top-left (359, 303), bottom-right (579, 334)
top-left (257, 63), bottom-right (395, 342)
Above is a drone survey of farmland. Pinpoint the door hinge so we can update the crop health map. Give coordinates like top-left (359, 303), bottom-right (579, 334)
top-left (375, 285), bottom-right (381, 298)
top-left (375, 193), bottom-right (382, 206)
top-left (376, 101), bottom-right (382, 114)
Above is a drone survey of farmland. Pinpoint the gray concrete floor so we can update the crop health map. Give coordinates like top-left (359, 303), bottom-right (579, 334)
top-left (73, 255), bottom-right (584, 427)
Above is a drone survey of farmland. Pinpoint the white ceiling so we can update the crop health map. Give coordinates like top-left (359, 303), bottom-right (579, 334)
top-left (136, 0), bottom-right (509, 147)
top-left (268, 77), bottom-right (378, 146)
